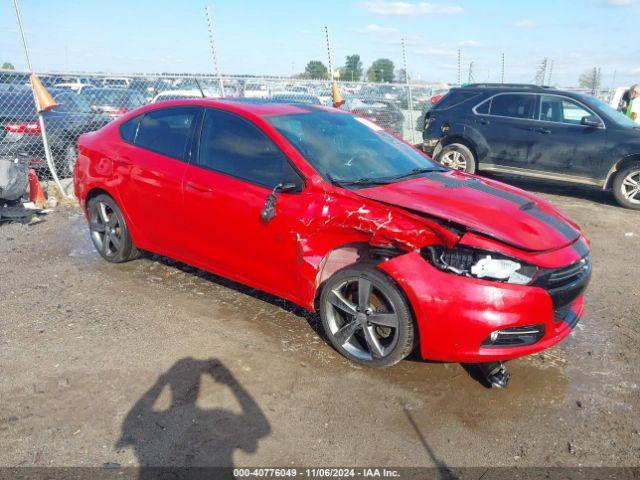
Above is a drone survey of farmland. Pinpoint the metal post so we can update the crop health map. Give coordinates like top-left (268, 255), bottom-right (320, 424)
top-left (204, 5), bottom-right (225, 98)
top-left (325, 26), bottom-right (334, 82)
top-left (12, 0), bottom-right (67, 198)
top-left (402, 38), bottom-right (416, 144)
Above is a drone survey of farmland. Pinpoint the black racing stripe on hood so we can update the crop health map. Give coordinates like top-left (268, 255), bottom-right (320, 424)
top-left (572, 237), bottom-right (590, 258)
top-left (524, 207), bottom-right (579, 240)
top-left (430, 172), bottom-right (577, 240)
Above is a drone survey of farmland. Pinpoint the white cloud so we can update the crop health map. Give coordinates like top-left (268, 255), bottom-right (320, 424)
top-left (415, 47), bottom-right (457, 57)
top-left (363, 23), bottom-right (398, 34)
top-left (630, 66), bottom-right (640, 74)
top-left (361, 1), bottom-right (463, 16)
top-left (603, 0), bottom-right (638, 5)
top-left (511, 19), bottom-right (538, 28)
top-left (459, 40), bottom-right (481, 47)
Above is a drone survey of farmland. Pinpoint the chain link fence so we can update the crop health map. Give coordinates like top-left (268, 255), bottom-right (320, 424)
top-left (0, 69), bottom-right (448, 190)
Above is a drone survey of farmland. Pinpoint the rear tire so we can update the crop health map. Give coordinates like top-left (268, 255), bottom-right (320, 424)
top-left (87, 194), bottom-right (139, 263)
top-left (612, 162), bottom-right (640, 210)
top-left (319, 264), bottom-right (415, 368)
top-left (436, 143), bottom-right (476, 174)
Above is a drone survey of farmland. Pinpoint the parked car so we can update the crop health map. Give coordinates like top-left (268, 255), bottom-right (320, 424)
top-left (153, 90), bottom-right (208, 103)
top-left (102, 77), bottom-right (131, 88)
top-left (422, 83), bottom-right (640, 209)
top-left (344, 97), bottom-right (404, 137)
top-left (0, 86), bottom-right (109, 176)
top-left (243, 83), bottom-right (269, 99)
top-left (80, 88), bottom-right (147, 119)
top-left (74, 99), bottom-right (591, 386)
top-left (270, 92), bottom-right (321, 105)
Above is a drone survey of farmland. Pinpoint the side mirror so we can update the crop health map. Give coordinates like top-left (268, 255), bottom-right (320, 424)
top-left (581, 115), bottom-right (603, 128)
top-left (260, 182), bottom-right (301, 223)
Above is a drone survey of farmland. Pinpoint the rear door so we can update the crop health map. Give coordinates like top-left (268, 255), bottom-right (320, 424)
top-left (114, 106), bottom-right (201, 256)
top-left (471, 93), bottom-right (538, 168)
top-left (182, 108), bottom-right (306, 300)
top-left (529, 94), bottom-right (608, 179)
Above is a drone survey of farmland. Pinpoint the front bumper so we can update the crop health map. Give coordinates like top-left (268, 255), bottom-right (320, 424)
top-left (379, 250), bottom-right (588, 363)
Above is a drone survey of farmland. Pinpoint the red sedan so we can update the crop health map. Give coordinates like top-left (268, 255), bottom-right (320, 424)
top-left (73, 99), bottom-right (590, 386)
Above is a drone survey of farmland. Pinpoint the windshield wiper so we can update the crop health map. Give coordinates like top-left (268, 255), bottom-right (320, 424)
top-left (386, 166), bottom-right (445, 181)
top-left (327, 174), bottom-right (391, 188)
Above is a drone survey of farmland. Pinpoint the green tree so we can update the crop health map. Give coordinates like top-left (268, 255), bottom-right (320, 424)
top-left (341, 54), bottom-right (363, 82)
top-left (304, 60), bottom-right (328, 80)
top-left (367, 58), bottom-right (395, 83)
top-left (578, 67), bottom-right (601, 93)
top-left (1, 62), bottom-right (15, 70)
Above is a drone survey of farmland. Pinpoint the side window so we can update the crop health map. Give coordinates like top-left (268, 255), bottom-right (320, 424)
top-left (135, 107), bottom-right (198, 160)
top-left (120, 116), bottom-right (140, 143)
top-left (198, 109), bottom-right (300, 189)
top-left (489, 94), bottom-right (536, 119)
top-left (540, 95), bottom-right (593, 125)
top-left (475, 99), bottom-right (490, 114)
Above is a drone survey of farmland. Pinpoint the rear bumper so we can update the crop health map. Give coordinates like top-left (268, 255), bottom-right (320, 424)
top-left (379, 251), bottom-right (587, 363)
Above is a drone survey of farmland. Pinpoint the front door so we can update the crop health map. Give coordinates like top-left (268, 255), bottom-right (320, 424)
top-left (529, 94), bottom-right (609, 179)
top-left (182, 108), bottom-right (306, 302)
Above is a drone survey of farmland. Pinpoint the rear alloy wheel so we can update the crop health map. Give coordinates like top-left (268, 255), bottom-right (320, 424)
top-left (436, 143), bottom-right (476, 174)
top-left (613, 163), bottom-right (640, 210)
top-left (88, 194), bottom-right (139, 263)
top-left (320, 265), bottom-right (415, 368)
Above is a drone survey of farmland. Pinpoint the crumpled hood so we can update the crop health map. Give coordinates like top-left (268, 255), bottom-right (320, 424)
top-left (353, 170), bottom-right (581, 252)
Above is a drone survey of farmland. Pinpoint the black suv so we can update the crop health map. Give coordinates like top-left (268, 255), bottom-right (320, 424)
top-left (422, 84), bottom-right (640, 209)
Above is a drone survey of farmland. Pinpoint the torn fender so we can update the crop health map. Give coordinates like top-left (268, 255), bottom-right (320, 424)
top-left (293, 191), bottom-right (460, 309)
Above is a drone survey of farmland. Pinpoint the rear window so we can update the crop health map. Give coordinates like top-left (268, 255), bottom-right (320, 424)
top-left (488, 94), bottom-right (536, 119)
top-left (134, 107), bottom-right (198, 160)
top-left (433, 91), bottom-right (480, 110)
top-left (120, 116), bottom-right (141, 143)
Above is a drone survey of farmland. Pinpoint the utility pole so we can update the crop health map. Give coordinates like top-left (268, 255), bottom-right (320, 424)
top-left (12, 0), bottom-right (67, 198)
top-left (325, 25), bottom-right (334, 82)
top-left (547, 59), bottom-right (554, 86)
top-left (402, 38), bottom-right (416, 144)
top-left (501, 53), bottom-right (505, 84)
top-left (457, 49), bottom-right (461, 86)
top-left (468, 61), bottom-right (475, 84)
top-left (535, 58), bottom-right (548, 86)
top-left (204, 5), bottom-right (225, 97)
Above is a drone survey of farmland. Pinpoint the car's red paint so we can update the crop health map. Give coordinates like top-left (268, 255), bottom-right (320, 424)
top-left (74, 98), bottom-right (590, 363)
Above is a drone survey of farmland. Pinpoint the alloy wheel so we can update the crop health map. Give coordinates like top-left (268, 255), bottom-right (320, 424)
top-left (621, 170), bottom-right (640, 204)
top-left (440, 149), bottom-right (467, 171)
top-left (324, 276), bottom-right (400, 360)
top-left (90, 201), bottom-right (123, 258)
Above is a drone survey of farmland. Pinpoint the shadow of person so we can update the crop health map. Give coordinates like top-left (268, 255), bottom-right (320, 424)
top-left (118, 357), bottom-right (271, 479)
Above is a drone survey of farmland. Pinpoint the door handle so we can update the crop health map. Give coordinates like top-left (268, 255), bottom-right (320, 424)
top-left (534, 127), bottom-right (551, 135)
top-left (186, 181), bottom-right (214, 193)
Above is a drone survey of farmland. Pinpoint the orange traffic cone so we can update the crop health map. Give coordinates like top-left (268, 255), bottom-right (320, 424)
top-left (332, 82), bottom-right (345, 108)
top-left (28, 169), bottom-right (47, 206)
top-left (29, 74), bottom-right (57, 112)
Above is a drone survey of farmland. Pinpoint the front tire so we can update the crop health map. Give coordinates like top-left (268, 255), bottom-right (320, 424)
top-left (319, 265), bottom-right (415, 368)
top-left (436, 143), bottom-right (476, 174)
top-left (87, 194), bottom-right (139, 263)
top-left (612, 162), bottom-right (640, 210)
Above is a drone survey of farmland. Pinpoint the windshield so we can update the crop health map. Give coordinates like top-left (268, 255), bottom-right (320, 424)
top-left (577, 93), bottom-right (639, 128)
top-left (267, 111), bottom-right (444, 185)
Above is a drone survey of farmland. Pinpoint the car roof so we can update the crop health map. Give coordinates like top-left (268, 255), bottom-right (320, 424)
top-left (137, 98), bottom-right (343, 117)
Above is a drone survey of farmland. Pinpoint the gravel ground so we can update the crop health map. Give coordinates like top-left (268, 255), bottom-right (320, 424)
top-left (0, 177), bottom-right (639, 472)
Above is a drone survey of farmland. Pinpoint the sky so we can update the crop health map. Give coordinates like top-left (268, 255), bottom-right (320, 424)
top-left (1, 0), bottom-right (639, 86)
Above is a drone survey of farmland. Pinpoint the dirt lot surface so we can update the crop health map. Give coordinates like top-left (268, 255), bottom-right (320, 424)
top-left (1, 177), bottom-right (639, 472)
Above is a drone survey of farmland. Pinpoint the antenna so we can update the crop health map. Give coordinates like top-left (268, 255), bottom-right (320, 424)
top-left (204, 5), bottom-right (225, 97)
top-left (325, 26), bottom-right (334, 82)
top-left (402, 38), bottom-right (416, 144)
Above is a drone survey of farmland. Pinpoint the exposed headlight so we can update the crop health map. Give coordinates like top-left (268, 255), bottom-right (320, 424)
top-left (422, 246), bottom-right (537, 285)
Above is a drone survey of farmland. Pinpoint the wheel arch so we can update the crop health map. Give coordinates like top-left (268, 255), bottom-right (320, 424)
top-left (84, 186), bottom-right (141, 246)
top-left (435, 135), bottom-right (479, 162)
top-left (604, 154), bottom-right (640, 190)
